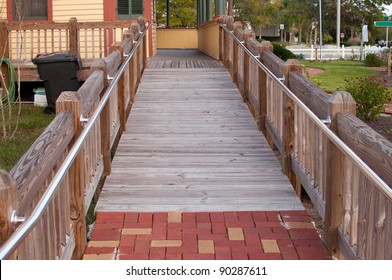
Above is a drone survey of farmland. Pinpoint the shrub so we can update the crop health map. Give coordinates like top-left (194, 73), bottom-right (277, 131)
top-left (296, 53), bottom-right (305, 60)
top-left (345, 76), bottom-right (391, 120)
top-left (323, 33), bottom-right (333, 44)
top-left (272, 43), bottom-right (297, 61)
top-left (364, 53), bottom-right (385, 67)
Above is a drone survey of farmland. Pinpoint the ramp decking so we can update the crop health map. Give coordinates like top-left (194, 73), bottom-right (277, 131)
top-left (95, 51), bottom-right (303, 213)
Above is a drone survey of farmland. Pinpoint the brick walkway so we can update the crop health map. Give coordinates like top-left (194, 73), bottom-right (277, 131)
top-left (83, 211), bottom-right (330, 260)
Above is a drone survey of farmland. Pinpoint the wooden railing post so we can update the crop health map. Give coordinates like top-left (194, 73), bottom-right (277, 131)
top-left (257, 41), bottom-right (273, 135)
top-left (131, 23), bottom-right (142, 87)
top-left (56, 91), bottom-right (86, 260)
top-left (90, 60), bottom-right (112, 177)
top-left (231, 22), bottom-right (242, 84)
top-left (324, 91), bottom-right (356, 258)
top-left (110, 42), bottom-right (126, 133)
top-left (243, 31), bottom-right (255, 102)
top-left (282, 59), bottom-right (303, 195)
top-left (138, 16), bottom-right (148, 72)
top-left (218, 19), bottom-right (224, 61)
top-left (218, 16), bottom-right (228, 62)
top-left (224, 17), bottom-right (234, 70)
top-left (223, 26), bottom-right (228, 68)
top-left (123, 30), bottom-right (135, 108)
top-left (68, 17), bottom-right (78, 53)
top-left (0, 170), bottom-right (17, 259)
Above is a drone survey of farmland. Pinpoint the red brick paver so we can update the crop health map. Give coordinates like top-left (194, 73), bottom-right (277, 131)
top-left (83, 211), bottom-right (330, 260)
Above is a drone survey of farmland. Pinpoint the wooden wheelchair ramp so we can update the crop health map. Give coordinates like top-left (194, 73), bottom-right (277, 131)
top-left (95, 61), bottom-right (303, 213)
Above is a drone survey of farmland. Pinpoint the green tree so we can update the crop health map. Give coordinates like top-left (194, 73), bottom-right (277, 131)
top-left (234, 0), bottom-right (280, 32)
top-left (156, 0), bottom-right (197, 28)
top-left (276, 0), bottom-right (392, 44)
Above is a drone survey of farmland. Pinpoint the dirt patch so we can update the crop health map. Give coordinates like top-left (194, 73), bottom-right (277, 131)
top-left (305, 67), bottom-right (325, 76)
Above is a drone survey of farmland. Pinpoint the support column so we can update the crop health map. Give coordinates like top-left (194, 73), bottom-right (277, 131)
top-left (228, 0), bottom-right (233, 16)
top-left (166, 0), bottom-right (170, 27)
top-left (215, 0), bottom-right (226, 17)
top-left (197, 0), bottom-right (202, 25)
top-left (206, 0), bottom-right (212, 21)
top-left (201, 0), bottom-right (206, 23)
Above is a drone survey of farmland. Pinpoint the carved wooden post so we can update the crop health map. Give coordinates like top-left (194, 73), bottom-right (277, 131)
top-left (137, 16), bottom-right (147, 32)
top-left (110, 42), bottom-right (126, 133)
top-left (282, 60), bottom-right (303, 195)
top-left (68, 17), bottom-right (78, 54)
top-left (218, 16), bottom-right (227, 62)
top-left (242, 31), bottom-right (255, 102)
top-left (257, 41), bottom-right (273, 135)
top-left (90, 60), bottom-right (112, 177)
top-left (142, 28), bottom-right (148, 73)
top-left (223, 27), bottom-right (228, 68)
top-left (131, 23), bottom-right (142, 87)
top-left (0, 21), bottom-right (10, 94)
top-left (123, 30), bottom-right (135, 108)
top-left (138, 16), bottom-right (148, 72)
top-left (224, 16), bottom-right (234, 69)
top-left (219, 24), bottom-right (223, 61)
top-left (56, 91), bottom-right (86, 259)
top-left (324, 91), bottom-right (356, 258)
top-left (232, 22), bottom-right (242, 84)
top-left (0, 170), bottom-right (17, 259)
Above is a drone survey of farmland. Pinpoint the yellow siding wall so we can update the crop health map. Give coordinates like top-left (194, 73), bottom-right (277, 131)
top-left (156, 29), bottom-right (198, 49)
top-left (198, 21), bottom-right (219, 60)
top-left (0, 0), bottom-right (6, 20)
top-left (53, 0), bottom-right (104, 22)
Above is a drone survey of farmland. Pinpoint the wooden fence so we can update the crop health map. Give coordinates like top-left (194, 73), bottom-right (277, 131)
top-left (0, 18), bottom-right (149, 260)
top-left (0, 17), bottom-right (146, 61)
top-left (219, 16), bottom-right (392, 260)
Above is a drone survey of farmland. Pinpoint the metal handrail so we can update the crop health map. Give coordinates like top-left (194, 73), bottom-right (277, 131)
top-left (222, 25), bottom-right (392, 200)
top-left (0, 23), bottom-right (151, 260)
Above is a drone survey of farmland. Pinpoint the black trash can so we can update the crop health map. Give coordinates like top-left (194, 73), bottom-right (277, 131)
top-left (33, 51), bottom-right (82, 114)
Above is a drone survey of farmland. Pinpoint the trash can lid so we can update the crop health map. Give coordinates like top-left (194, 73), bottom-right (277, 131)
top-left (32, 51), bottom-right (81, 65)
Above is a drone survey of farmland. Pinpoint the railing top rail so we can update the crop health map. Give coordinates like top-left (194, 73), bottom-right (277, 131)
top-left (0, 23), bottom-right (151, 260)
top-left (221, 25), bottom-right (391, 200)
top-left (5, 20), bottom-right (138, 31)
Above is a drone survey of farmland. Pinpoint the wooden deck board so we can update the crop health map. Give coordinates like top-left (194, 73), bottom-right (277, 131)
top-left (96, 63), bottom-right (303, 212)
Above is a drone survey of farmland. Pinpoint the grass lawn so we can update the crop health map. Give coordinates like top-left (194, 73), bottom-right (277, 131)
top-left (300, 60), bottom-right (379, 93)
top-left (0, 103), bottom-right (54, 171)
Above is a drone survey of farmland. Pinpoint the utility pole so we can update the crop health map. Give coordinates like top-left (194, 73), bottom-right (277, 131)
top-left (319, 0), bottom-right (322, 60)
top-left (337, 0), bottom-right (341, 48)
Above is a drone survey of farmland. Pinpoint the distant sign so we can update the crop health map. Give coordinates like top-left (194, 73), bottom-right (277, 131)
top-left (374, 21), bottom-right (392, 27)
top-left (280, 24), bottom-right (284, 30)
top-left (340, 33), bottom-right (344, 39)
top-left (362, 25), bottom-right (368, 42)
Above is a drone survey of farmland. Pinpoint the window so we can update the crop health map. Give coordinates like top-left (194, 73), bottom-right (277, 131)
top-left (12, 0), bottom-right (48, 20)
top-left (117, 0), bottom-right (143, 19)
